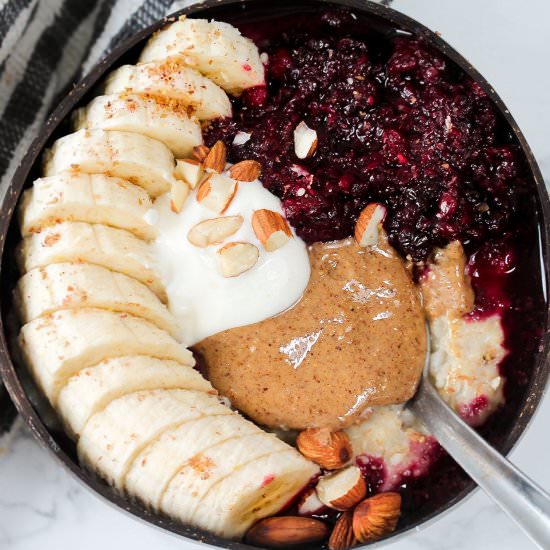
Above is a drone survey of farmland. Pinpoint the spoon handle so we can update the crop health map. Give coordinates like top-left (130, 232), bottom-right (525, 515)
top-left (411, 381), bottom-right (550, 549)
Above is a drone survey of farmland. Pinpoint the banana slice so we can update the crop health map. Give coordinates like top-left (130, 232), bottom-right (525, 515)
top-left (139, 17), bottom-right (265, 95)
top-left (78, 389), bottom-right (229, 489)
top-left (160, 433), bottom-right (289, 523)
top-left (18, 172), bottom-right (155, 240)
top-left (73, 94), bottom-right (203, 158)
top-left (126, 413), bottom-right (260, 509)
top-left (18, 308), bottom-right (193, 405)
top-left (163, 446), bottom-right (318, 539)
top-left (14, 263), bottom-right (180, 339)
top-left (16, 221), bottom-right (165, 301)
top-left (103, 59), bottom-right (231, 121)
top-left (42, 129), bottom-right (176, 198)
top-left (58, 356), bottom-right (213, 439)
top-left (197, 451), bottom-right (319, 538)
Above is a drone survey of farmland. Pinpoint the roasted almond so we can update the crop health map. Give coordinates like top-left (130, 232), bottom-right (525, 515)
top-left (187, 216), bottom-right (243, 247)
top-left (329, 511), bottom-right (357, 550)
top-left (245, 516), bottom-right (329, 548)
top-left (169, 179), bottom-right (190, 213)
top-left (296, 428), bottom-right (353, 470)
top-left (252, 209), bottom-right (292, 252)
top-left (203, 140), bottom-right (227, 173)
top-left (297, 487), bottom-right (326, 516)
top-left (354, 203), bottom-right (387, 247)
top-left (175, 158), bottom-right (203, 189)
top-left (229, 159), bottom-right (262, 182)
top-left (316, 466), bottom-right (366, 511)
top-left (217, 242), bottom-right (259, 277)
top-left (294, 121), bottom-right (318, 159)
top-left (193, 144), bottom-right (210, 162)
top-left (196, 173), bottom-right (238, 214)
top-left (352, 492), bottom-right (401, 543)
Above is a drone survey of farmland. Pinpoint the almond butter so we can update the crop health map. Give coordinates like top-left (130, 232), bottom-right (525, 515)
top-left (352, 492), bottom-right (401, 543)
top-left (193, 144), bottom-right (210, 162)
top-left (202, 140), bottom-right (227, 173)
top-left (252, 209), bottom-right (292, 252)
top-left (245, 516), bottom-right (329, 548)
top-left (217, 242), bottom-right (259, 277)
top-left (329, 511), bottom-right (357, 550)
top-left (187, 216), bottom-right (243, 247)
top-left (229, 159), bottom-right (262, 182)
top-left (196, 173), bottom-right (238, 214)
top-left (175, 158), bottom-right (203, 189)
top-left (297, 487), bottom-right (326, 516)
top-left (354, 203), bottom-right (387, 247)
top-left (169, 179), bottom-right (190, 213)
top-left (296, 428), bottom-right (353, 470)
top-left (294, 121), bottom-right (318, 159)
top-left (316, 466), bottom-right (366, 511)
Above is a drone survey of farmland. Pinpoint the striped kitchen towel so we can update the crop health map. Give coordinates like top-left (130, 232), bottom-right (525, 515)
top-left (0, 0), bottom-right (197, 442)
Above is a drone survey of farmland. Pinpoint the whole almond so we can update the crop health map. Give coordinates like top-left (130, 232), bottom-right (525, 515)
top-left (193, 144), bottom-right (210, 162)
top-left (203, 140), bottom-right (227, 173)
top-left (352, 492), bottom-right (401, 543)
top-left (296, 428), bottom-right (353, 470)
top-left (329, 511), bottom-right (357, 550)
top-left (229, 160), bottom-right (262, 181)
top-left (245, 516), bottom-right (329, 548)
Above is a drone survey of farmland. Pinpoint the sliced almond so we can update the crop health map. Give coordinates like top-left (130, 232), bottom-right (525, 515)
top-left (229, 160), bottom-right (262, 182)
top-left (352, 492), bottom-right (401, 543)
top-left (169, 179), bottom-right (190, 213)
top-left (298, 487), bottom-right (326, 516)
top-left (196, 173), bottom-right (238, 214)
top-left (187, 216), bottom-right (243, 248)
top-left (316, 466), bottom-right (366, 511)
top-left (193, 144), bottom-right (210, 162)
top-left (175, 158), bottom-right (204, 189)
top-left (354, 203), bottom-right (387, 247)
top-left (202, 140), bottom-right (227, 173)
top-left (252, 209), bottom-right (292, 252)
top-left (217, 242), bottom-right (259, 277)
top-left (294, 121), bottom-right (318, 159)
top-left (245, 516), bottom-right (329, 548)
top-left (329, 511), bottom-right (357, 550)
top-left (296, 428), bottom-right (353, 470)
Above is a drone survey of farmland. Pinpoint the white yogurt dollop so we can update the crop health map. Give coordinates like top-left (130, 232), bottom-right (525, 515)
top-left (149, 178), bottom-right (311, 345)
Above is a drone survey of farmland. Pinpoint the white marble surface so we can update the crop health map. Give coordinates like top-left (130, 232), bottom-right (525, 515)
top-left (1, 0), bottom-right (549, 548)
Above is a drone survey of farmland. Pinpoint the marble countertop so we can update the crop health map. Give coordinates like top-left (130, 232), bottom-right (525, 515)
top-left (1, 0), bottom-right (549, 548)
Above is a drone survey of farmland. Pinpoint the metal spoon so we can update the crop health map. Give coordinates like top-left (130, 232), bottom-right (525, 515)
top-left (407, 325), bottom-right (550, 549)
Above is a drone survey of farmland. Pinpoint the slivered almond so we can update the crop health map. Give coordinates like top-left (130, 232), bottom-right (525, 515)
top-left (217, 242), bottom-right (259, 277)
top-left (297, 428), bottom-right (352, 470)
top-left (352, 492), bottom-right (401, 543)
top-left (187, 216), bottom-right (243, 248)
top-left (229, 160), bottom-right (262, 182)
top-left (170, 179), bottom-right (190, 213)
top-left (298, 488), bottom-right (326, 516)
top-left (316, 466), bottom-right (366, 511)
top-left (196, 173), bottom-right (238, 214)
top-left (245, 516), bottom-right (329, 548)
top-left (329, 511), bottom-right (357, 550)
top-left (203, 140), bottom-right (227, 173)
top-left (193, 144), bottom-right (210, 162)
top-left (175, 158), bottom-right (203, 189)
top-left (354, 203), bottom-right (387, 247)
top-left (294, 121), bottom-right (318, 159)
top-left (252, 209), bottom-right (292, 252)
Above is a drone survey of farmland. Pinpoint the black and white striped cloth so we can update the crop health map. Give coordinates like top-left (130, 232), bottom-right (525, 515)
top-left (0, 0), bottom-right (196, 441)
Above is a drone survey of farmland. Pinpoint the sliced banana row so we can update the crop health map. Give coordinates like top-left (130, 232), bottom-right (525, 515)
top-left (15, 17), bottom-right (318, 540)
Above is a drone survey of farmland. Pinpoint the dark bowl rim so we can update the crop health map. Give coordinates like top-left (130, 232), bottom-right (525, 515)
top-left (1, 0), bottom-right (549, 548)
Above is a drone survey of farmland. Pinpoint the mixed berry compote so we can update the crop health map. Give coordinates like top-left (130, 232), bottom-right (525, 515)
top-left (205, 4), bottom-right (546, 531)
